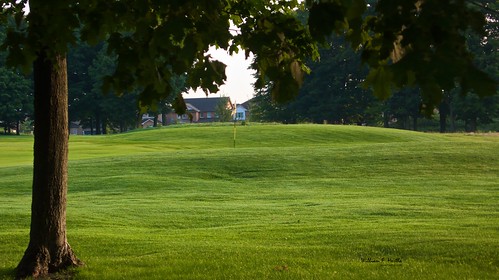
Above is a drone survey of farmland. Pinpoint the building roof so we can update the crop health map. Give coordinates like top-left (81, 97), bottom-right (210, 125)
top-left (186, 103), bottom-right (200, 112)
top-left (241, 100), bottom-right (251, 109)
top-left (70, 121), bottom-right (82, 129)
top-left (141, 117), bottom-right (154, 125)
top-left (183, 97), bottom-right (232, 112)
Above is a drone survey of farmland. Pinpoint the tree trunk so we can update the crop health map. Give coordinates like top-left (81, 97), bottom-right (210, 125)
top-left (439, 102), bottom-right (449, 133)
top-left (440, 113), bottom-right (447, 133)
top-left (16, 52), bottom-right (82, 279)
top-left (89, 117), bottom-right (94, 135)
top-left (449, 102), bottom-right (456, 132)
top-left (470, 117), bottom-right (477, 132)
top-left (439, 95), bottom-right (450, 133)
top-left (136, 113), bottom-right (142, 129)
top-left (383, 111), bottom-right (389, 128)
top-left (102, 118), bottom-right (108, 134)
top-left (95, 111), bottom-right (102, 135)
top-left (162, 112), bottom-right (167, 126)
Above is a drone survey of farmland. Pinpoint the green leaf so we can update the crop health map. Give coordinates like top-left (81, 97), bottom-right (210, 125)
top-left (290, 60), bottom-right (305, 87)
top-left (172, 93), bottom-right (187, 115)
top-left (363, 65), bottom-right (393, 100)
top-left (420, 82), bottom-right (443, 116)
top-left (308, 2), bottom-right (347, 42)
top-left (343, 0), bottom-right (366, 21)
top-left (272, 73), bottom-right (301, 103)
top-left (461, 66), bottom-right (498, 98)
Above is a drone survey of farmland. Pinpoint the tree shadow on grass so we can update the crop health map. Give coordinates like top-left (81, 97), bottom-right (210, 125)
top-left (0, 267), bottom-right (81, 280)
top-left (0, 267), bottom-right (15, 279)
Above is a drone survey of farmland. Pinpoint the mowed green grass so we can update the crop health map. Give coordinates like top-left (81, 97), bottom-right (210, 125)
top-left (0, 124), bottom-right (498, 279)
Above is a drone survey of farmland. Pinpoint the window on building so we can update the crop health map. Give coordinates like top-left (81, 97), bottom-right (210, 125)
top-left (207, 112), bottom-right (212, 118)
top-left (236, 112), bottom-right (244, 120)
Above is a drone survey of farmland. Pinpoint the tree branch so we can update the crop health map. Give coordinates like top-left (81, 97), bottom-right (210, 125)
top-left (467, 0), bottom-right (499, 17)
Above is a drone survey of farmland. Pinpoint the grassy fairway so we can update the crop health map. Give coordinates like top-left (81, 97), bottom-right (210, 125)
top-left (0, 124), bottom-right (498, 279)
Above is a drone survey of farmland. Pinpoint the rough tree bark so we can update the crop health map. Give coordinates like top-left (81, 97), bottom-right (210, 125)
top-left (16, 52), bottom-right (82, 279)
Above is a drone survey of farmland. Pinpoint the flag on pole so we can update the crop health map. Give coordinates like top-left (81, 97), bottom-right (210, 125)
top-left (233, 101), bottom-right (237, 148)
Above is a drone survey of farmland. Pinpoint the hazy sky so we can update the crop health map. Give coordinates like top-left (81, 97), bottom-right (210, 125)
top-left (185, 47), bottom-right (256, 104)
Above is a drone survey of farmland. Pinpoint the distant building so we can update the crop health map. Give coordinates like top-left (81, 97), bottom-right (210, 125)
top-left (69, 121), bottom-right (95, 135)
top-left (141, 117), bottom-right (155, 129)
top-left (234, 101), bottom-right (250, 121)
top-left (143, 97), bottom-right (236, 125)
top-left (69, 121), bottom-right (84, 135)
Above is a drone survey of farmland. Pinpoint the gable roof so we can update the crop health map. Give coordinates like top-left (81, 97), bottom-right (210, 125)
top-left (241, 99), bottom-right (252, 109)
top-left (183, 97), bottom-right (232, 112)
top-left (186, 103), bottom-right (200, 112)
top-left (69, 121), bottom-right (82, 129)
top-left (141, 117), bottom-right (154, 126)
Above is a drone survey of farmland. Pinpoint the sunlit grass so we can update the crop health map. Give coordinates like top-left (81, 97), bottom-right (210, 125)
top-left (1, 124), bottom-right (498, 279)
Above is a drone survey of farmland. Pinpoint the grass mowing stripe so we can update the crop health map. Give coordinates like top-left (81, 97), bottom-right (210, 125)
top-left (0, 125), bottom-right (498, 279)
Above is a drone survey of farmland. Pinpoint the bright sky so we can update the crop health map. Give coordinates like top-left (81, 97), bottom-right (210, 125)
top-left (184, 47), bottom-right (256, 104)
top-left (22, 3), bottom-right (256, 104)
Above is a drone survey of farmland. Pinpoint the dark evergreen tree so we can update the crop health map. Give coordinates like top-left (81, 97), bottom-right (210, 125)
top-left (448, 1), bottom-right (499, 132)
top-left (293, 36), bottom-right (378, 124)
top-left (251, 36), bottom-right (380, 124)
top-left (386, 88), bottom-right (422, 131)
top-left (0, 25), bottom-right (33, 134)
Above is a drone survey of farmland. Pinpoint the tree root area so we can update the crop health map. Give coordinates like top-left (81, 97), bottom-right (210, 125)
top-left (15, 244), bottom-right (83, 279)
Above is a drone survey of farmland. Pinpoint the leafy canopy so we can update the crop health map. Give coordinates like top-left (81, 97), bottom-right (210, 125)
top-left (1, 0), bottom-right (497, 112)
top-left (1, 0), bottom-right (317, 113)
top-left (306, 0), bottom-right (498, 113)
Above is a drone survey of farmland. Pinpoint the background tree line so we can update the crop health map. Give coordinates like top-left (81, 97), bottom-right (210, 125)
top-left (2, 2), bottom-right (498, 134)
top-left (1, 27), bottom-right (186, 135)
top-left (0, 25), bottom-right (33, 134)
top-left (250, 2), bottom-right (499, 132)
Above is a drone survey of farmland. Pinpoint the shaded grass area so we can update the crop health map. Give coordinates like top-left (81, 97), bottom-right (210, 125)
top-left (0, 125), bottom-right (498, 279)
